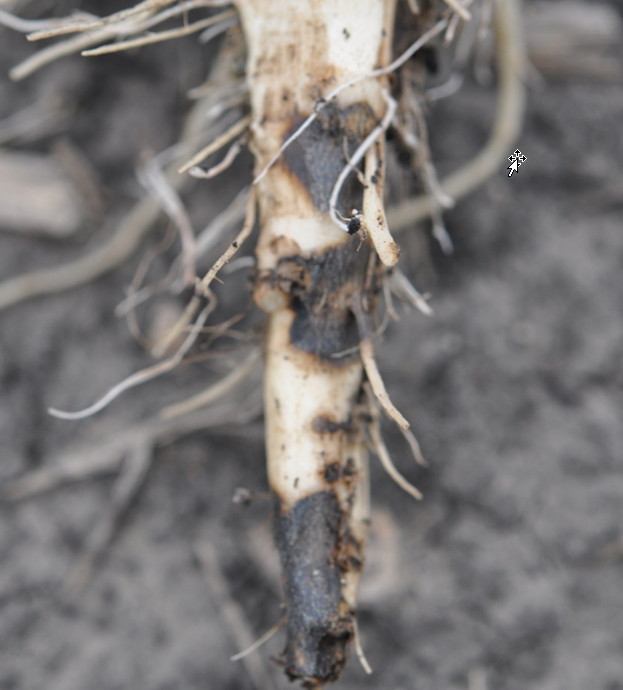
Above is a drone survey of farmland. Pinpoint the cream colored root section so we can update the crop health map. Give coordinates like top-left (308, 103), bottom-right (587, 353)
top-left (254, 211), bottom-right (347, 274)
top-left (263, 308), bottom-right (364, 508)
top-left (264, 311), bottom-right (370, 616)
top-left (235, 0), bottom-right (391, 171)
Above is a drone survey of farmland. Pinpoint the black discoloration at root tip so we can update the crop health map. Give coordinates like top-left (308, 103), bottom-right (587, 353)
top-left (273, 491), bottom-right (354, 685)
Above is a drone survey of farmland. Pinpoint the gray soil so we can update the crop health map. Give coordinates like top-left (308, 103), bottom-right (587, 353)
top-left (1, 4), bottom-right (623, 690)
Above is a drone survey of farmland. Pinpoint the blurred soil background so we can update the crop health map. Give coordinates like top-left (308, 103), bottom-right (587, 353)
top-left (1, 2), bottom-right (623, 689)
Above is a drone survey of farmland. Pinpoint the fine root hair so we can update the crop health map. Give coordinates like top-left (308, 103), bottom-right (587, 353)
top-left (387, 0), bottom-right (525, 231)
top-left (365, 383), bottom-right (423, 501)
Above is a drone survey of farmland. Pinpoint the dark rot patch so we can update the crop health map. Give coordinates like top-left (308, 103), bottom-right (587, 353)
top-left (348, 555), bottom-right (363, 572)
top-left (281, 102), bottom-right (377, 214)
top-left (273, 491), bottom-right (354, 686)
top-left (255, 238), bottom-right (375, 364)
top-left (323, 462), bottom-right (342, 483)
top-left (283, 241), bottom-right (373, 361)
top-left (343, 457), bottom-right (357, 478)
top-left (312, 415), bottom-right (352, 435)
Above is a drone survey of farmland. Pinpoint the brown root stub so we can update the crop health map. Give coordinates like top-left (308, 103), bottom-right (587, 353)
top-left (273, 490), bottom-right (354, 686)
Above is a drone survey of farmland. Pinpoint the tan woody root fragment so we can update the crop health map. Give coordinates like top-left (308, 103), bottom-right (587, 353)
top-left (360, 337), bottom-right (409, 429)
top-left (365, 383), bottom-right (422, 501)
top-left (362, 139), bottom-right (400, 268)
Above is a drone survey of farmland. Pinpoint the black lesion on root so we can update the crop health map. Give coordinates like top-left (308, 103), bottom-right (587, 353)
top-left (254, 237), bottom-right (383, 362)
top-left (273, 491), bottom-right (354, 686)
top-left (323, 462), bottom-right (342, 483)
top-left (282, 102), bottom-right (377, 215)
top-left (281, 239), bottom-right (374, 361)
top-left (312, 415), bottom-right (352, 436)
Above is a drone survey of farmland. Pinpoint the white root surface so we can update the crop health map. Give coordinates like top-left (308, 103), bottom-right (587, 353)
top-left (263, 309), bottom-right (364, 507)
